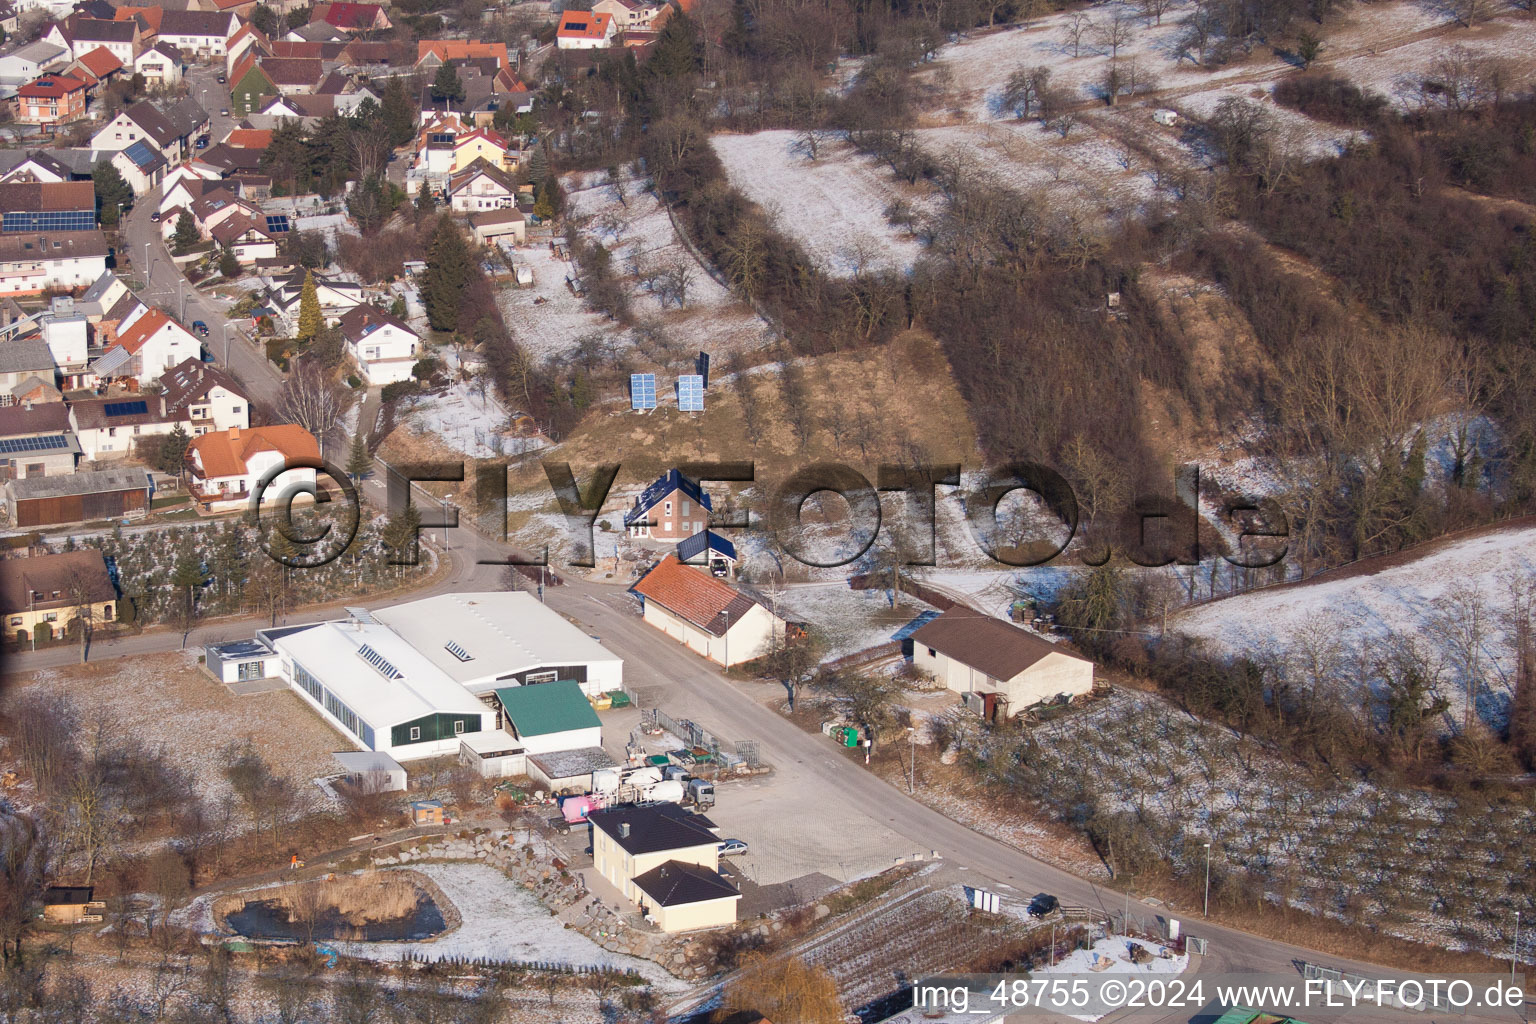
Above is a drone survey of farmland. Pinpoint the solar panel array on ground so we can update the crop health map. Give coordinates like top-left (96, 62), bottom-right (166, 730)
top-left (677, 374), bottom-right (704, 412)
top-left (630, 373), bottom-right (656, 410)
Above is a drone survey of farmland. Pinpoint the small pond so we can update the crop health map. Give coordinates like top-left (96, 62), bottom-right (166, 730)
top-left (223, 888), bottom-right (447, 942)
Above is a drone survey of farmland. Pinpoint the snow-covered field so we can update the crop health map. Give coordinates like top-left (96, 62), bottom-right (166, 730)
top-left (772, 581), bottom-right (925, 659)
top-left (401, 378), bottom-right (514, 459)
top-left (711, 132), bottom-right (933, 274)
top-left (1173, 524), bottom-right (1536, 729)
top-left (1037, 934), bottom-right (1190, 1021)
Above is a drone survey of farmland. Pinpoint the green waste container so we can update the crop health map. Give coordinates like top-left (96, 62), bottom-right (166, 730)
top-left (608, 690), bottom-right (631, 708)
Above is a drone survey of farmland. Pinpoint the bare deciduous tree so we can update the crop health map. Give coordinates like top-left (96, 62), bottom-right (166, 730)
top-left (1063, 11), bottom-right (1095, 56)
top-left (278, 360), bottom-right (350, 457)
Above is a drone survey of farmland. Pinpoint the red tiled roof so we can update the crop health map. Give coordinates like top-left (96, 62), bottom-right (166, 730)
top-left (632, 555), bottom-right (759, 636)
top-left (189, 424), bottom-right (319, 479)
top-left (111, 307), bottom-right (181, 356)
top-left (313, 1), bottom-right (383, 29)
top-left (416, 39), bottom-right (507, 65)
top-left (74, 45), bottom-right (122, 78)
top-left (225, 127), bottom-right (271, 149)
top-left (557, 10), bottom-right (612, 39)
top-left (18, 74), bottom-right (86, 98)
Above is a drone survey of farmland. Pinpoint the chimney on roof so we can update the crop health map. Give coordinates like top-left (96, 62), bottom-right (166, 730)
top-left (618, 822), bottom-right (630, 838)
top-left (229, 426), bottom-right (240, 440)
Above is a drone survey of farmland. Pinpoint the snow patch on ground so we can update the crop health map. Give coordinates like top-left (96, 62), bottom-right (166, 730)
top-left (711, 131), bottom-right (932, 274)
top-left (402, 378), bottom-right (513, 459)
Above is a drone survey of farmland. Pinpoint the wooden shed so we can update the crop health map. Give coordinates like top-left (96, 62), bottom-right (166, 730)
top-left (4, 466), bottom-right (151, 527)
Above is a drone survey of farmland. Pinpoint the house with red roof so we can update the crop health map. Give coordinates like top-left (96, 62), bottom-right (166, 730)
top-left (311, 2), bottom-right (391, 33)
top-left (630, 554), bottom-right (786, 667)
top-left (66, 45), bottom-right (122, 92)
top-left (415, 39), bottom-right (508, 68)
top-left (185, 424), bottom-right (319, 512)
top-left (555, 10), bottom-right (616, 49)
top-left (89, 308), bottom-right (201, 385)
top-left (14, 74), bottom-right (86, 125)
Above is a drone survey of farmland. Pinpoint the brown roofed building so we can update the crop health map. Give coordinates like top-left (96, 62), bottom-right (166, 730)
top-left (259, 57), bottom-right (325, 94)
top-left (185, 424), bottom-right (318, 511)
top-left (0, 548), bottom-right (116, 644)
top-left (0, 180), bottom-right (95, 231)
top-left (630, 554), bottom-right (785, 667)
top-left (909, 606), bottom-right (1094, 716)
top-left (14, 74), bottom-right (87, 125)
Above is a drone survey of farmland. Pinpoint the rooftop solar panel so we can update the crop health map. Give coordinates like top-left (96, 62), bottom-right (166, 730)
top-left (677, 374), bottom-right (704, 412)
top-left (0, 434), bottom-right (69, 453)
top-left (103, 400), bottom-right (148, 417)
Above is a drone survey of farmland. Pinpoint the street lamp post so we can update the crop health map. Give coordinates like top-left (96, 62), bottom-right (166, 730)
top-left (907, 725), bottom-right (915, 794)
top-left (1202, 842), bottom-right (1212, 918)
top-left (1515, 911), bottom-right (1522, 983)
top-left (142, 240), bottom-right (150, 281)
top-left (177, 277), bottom-right (185, 321)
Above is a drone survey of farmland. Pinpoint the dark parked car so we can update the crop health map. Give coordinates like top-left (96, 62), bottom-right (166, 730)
top-left (195, 135), bottom-right (210, 149)
top-left (192, 320), bottom-right (209, 337)
top-left (149, 210), bottom-right (160, 222)
top-left (1028, 894), bottom-right (1060, 918)
top-left (216, 74), bottom-right (226, 83)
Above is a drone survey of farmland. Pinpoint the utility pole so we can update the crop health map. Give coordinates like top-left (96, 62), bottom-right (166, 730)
top-left (1202, 842), bottom-right (1212, 918)
top-left (1515, 910), bottom-right (1522, 983)
top-left (908, 725), bottom-right (915, 794)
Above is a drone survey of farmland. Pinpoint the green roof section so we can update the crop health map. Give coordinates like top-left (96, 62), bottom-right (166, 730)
top-left (1211, 1009), bottom-right (1313, 1024)
top-left (493, 679), bottom-right (601, 737)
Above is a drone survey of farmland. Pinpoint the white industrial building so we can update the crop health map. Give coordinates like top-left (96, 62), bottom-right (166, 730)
top-left (207, 594), bottom-right (624, 763)
top-left (370, 592), bottom-right (623, 696)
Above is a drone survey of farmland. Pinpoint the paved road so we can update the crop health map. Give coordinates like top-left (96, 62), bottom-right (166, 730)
top-left (119, 65), bottom-right (281, 407)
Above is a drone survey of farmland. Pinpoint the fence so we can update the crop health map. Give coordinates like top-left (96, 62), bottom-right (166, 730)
top-left (399, 950), bottom-right (638, 976)
top-left (1299, 962), bottom-right (1453, 1013)
top-left (848, 572), bottom-right (967, 611)
top-left (649, 707), bottom-right (763, 768)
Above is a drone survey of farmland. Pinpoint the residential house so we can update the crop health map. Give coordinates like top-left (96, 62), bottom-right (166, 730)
top-left (260, 56), bottom-right (324, 95)
top-left (0, 4), bottom-right (20, 37)
top-left (38, 305), bottom-right (87, 384)
top-left (0, 41), bottom-right (68, 86)
top-left (157, 10), bottom-right (238, 58)
top-left (211, 212), bottom-right (276, 264)
top-left (185, 423), bottom-right (318, 512)
top-left (157, 170), bottom-right (221, 218)
top-left (224, 127), bottom-right (272, 150)
top-left (189, 141), bottom-right (266, 177)
top-left (593, 0), bottom-right (663, 32)
top-left (228, 53), bottom-right (275, 114)
top-left (0, 230), bottom-right (108, 296)
top-left (159, 357), bottom-right (248, 435)
top-left (1, 152), bottom-right (74, 184)
top-left (311, 1), bottom-right (390, 33)
top-left (223, 22), bottom-right (268, 77)
top-left (88, 308), bottom-right (200, 384)
top-left (0, 402), bottom-right (78, 477)
top-left (452, 127), bottom-right (516, 174)
top-left (67, 392), bottom-right (182, 461)
top-left (0, 181), bottom-right (95, 232)
top-left (263, 269), bottom-right (360, 330)
top-left (415, 39), bottom-right (508, 69)
top-left (72, 270), bottom-right (127, 319)
top-left (3, 464), bottom-right (151, 527)
top-left (158, 96), bottom-right (210, 154)
top-left (44, 15), bottom-right (140, 65)
top-left (64, 44), bottom-right (122, 91)
top-left (91, 100), bottom-right (178, 159)
top-left (110, 139), bottom-right (166, 194)
top-left (624, 469), bottom-right (711, 541)
top-left (13, 73), bottom-right (86, 124)
top-left (191, 189), bottom-right (260, 238)
top-left (469, 208), bottom-right (525, 247)
top-left (39, 886), bottom-right (107, 924)
top-left (1, 550), bottom-right (116, 643)
top-left (587, 804), bottom-right (739, 932)
top-left (110, 5), bottom-right (163, 37)
top-left (0, 336), bottom-right (55, 395)
top-left (208, 0), bottom-right (260, 18)
top-left (556, 10), bottom-right (616, 49)
top-left (336, 304), bottom-right (418, 385)
top-left (133, 41), bottom-right (183, 85)
top-left (284, 20), bottom-right (346, 43)
top-left (447, 158), bottom-right (515, 213)
top-left (630, 555), bottom-right (786, 668)
top-left (909, 606), bottom-right (1095, 715)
